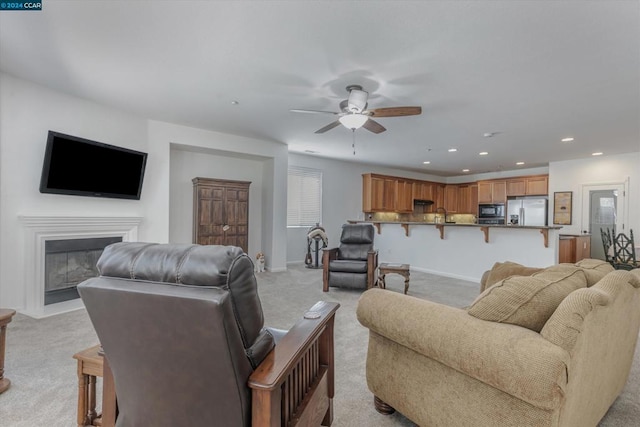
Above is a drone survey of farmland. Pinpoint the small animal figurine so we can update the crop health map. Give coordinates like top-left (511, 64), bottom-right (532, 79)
top-left (256, 252), bottom-right (266, 273)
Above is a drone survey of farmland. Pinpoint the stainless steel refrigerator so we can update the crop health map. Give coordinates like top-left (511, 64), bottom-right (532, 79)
top-left (506, 196), bottom-right (548, 226)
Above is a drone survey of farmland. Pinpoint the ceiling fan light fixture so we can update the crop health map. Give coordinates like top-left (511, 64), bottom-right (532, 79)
top-left (339, 114), bottom-right (369, 130)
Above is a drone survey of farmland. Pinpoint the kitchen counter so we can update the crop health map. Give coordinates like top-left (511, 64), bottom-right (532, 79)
top-left (345, 220), bottom-right (563, 283)
top-left (348, 220), bottom-right (563, 247)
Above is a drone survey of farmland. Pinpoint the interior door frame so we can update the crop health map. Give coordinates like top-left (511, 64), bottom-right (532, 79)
top-left (581, 181), bottom-right (627, 234)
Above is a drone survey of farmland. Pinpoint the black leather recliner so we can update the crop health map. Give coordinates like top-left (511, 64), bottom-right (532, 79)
top-left (78, 242), bottom-right (339, 427)
top-left (322, 223), bottom-right (378, 292)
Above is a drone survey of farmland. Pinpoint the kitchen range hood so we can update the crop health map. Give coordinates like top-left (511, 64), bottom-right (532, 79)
top-left (413, 199), bottom-right (434, 206)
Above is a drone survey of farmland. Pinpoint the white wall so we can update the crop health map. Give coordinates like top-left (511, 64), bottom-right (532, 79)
top-left (0, 73), bottom-right (154, 309)
top-left (549, 152), bottom-right (640, 235)
top-left (286, 153), bottom-right (445, 264)
top-left (149, 120), bottom-right (289, 272)
top-left (169, 147), bottom-right (265, 257)
top-left (0, 74), bottom-right (289, 310)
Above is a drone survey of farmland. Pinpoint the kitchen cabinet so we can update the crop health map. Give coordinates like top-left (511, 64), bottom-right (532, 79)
top-left (363, 174), bottom-right (396, 211)
top-left (363, 173), bottom-right (413, 212)
top-left (506, 175), bottom-right (548, 196)
top-left (395, 179), bottom-right (414, 213)
top-left (457, 184), bottom-right (478, 214)
top-left (413, 181), bottom-right (434, 202)
top-left (192, 177), bottom-right (250, 253)
top-left (443, 185), bottom-right (459, 213)
top-left (558, 235), bottom-right (591, 263)
top-left (506, 179), bottom-right (526, 197)
top-left (478, 180), bottom-right (506, 204)
top-left (526, 175), bottom-right (548, 195)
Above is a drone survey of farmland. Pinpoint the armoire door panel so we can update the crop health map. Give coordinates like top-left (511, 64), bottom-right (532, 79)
top-left (193, 177), bottom-right (251, 253)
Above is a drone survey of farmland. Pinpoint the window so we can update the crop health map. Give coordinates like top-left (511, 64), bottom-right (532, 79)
top-left (287, 166), bottom-right (322, 227)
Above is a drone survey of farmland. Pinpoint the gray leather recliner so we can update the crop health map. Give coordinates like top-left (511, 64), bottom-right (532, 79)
top-left (322, 223), bottom-right (378, 292)
top-left (78, 242), bottom-right (339, 427)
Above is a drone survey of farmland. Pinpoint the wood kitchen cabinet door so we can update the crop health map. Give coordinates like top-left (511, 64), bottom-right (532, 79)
top-left (395, 179), bottom-right (414, 212)
top-left (478, 180), bottom-right (506, 204)
top-left (526, 175), bottom-right (548, 195)
top-left (193, 177), bottom-right (250, 253)
top-left (444, 185), bottom-right (459, 213)
top-left (506, 179), bottom-right (526, 197)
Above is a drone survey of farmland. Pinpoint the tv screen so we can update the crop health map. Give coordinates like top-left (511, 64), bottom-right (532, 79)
top-left (39, 131), bottom-right (148, 200)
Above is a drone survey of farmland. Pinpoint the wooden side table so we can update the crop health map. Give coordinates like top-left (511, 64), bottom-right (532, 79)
top-left (378, 263), bottom-right (411, 294)
top-left (0, 308), bottom-right (16, 394)
top-left (73, 345), bottom-right (117, 427)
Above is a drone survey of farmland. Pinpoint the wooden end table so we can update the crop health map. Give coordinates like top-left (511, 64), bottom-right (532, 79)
top-left (73, 345), bottom-right (117, 427)
top-left (378, 263), bottom-right (411, 294)
top-left (0, 308), bottom-right (16, 394)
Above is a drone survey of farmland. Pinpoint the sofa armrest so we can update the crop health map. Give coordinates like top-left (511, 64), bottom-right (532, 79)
top-left (249, 301), bottom-right (340, 426)
top-left (357, 289), bottom-right (569, 410)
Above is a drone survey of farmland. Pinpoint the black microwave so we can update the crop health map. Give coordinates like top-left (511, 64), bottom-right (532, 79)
top-left (478, 203), bottom-right (505, 218)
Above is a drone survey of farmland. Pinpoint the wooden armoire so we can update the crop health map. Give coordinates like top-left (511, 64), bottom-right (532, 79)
top-left (192, 177), bottom-right (250, 253)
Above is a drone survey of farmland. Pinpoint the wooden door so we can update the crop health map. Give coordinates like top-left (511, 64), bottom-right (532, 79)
top-left (193, 178), bottom-right (250, 253)
top-left (195, 184), bottom-right (225, 246)
top-left (224, 186), bottom-right (249, 251)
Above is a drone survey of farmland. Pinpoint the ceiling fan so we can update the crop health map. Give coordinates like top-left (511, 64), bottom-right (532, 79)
top-left (291, 85), bottom-right (422, 134)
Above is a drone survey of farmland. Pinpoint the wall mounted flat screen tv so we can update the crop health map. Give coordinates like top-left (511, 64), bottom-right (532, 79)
top-left (39, 131), bottom-right (148, 200)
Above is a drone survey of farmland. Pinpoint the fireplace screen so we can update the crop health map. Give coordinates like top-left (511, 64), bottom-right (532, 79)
top-left (44, 237), bottom-right (122, 305)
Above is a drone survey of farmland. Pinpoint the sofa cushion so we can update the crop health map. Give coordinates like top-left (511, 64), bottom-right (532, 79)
top-left (468, 265), bottom-right (587, 332)
top-left (480, 261), bottom-right (544, 292)
top-left (571, 258), bottom-right (615, 286)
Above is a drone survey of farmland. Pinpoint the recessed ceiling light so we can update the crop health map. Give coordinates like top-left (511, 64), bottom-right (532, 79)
top-left (561, 137), bottom-right (574, 142)
top-left (516, 161), bottom-right (525, 165)
top-left (483, 132), bottom-right (497, 138)
top-left (304, 150), bottom-right (318, 154)
top-left (592, 152), bottom-right (603, 156)
top-left (479, 151), bottom-right (488, 156)
top-left (231, 100), bottom-right (239, 105)
top-left (462, 169), bottom-right (470, 172)
top-left (448, 148), bottom-right (457, 152)
top-left (423, 161), bottom-right (431, 164)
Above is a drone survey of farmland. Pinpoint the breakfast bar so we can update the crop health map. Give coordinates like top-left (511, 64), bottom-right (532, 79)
top-left (348, 220), bottom-right (563, 282)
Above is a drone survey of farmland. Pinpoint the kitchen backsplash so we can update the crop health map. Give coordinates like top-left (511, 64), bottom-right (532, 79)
top-left (366, 212), bottom-right (477, 224)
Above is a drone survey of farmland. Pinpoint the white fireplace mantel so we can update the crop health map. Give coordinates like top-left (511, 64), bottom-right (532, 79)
top-left (19, 215), bottom-right (143, 318)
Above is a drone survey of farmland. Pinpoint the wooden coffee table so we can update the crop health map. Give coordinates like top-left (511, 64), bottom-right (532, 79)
top-left (378, 263), bottom-right (411, 294)
top-left (73, 345), bottom-right (117, 427)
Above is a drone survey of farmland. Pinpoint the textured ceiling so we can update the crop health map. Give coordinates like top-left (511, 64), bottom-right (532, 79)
top-left (1, 1), bottom-right (638, 176)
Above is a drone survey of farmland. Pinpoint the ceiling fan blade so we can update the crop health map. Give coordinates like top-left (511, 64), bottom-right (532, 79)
top-left (290, 109), bottom-right (339, 115)
top-left (363, 119), bottom-right (386, 134)
top-left (314, 121), bottom-right (342, 134)
top-left (367, 106), bottom-right (422, 118)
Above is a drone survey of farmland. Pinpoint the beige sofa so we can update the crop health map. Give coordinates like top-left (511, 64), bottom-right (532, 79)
top-left (357, 259), bottom-right (640, 427)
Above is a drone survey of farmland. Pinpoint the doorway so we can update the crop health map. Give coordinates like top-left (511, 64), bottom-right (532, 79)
top-left (581, 184), bottom-right (626, 261)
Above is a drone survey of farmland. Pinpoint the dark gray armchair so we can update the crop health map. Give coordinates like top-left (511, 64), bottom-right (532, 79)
top-left (78, 242), bottom-right (339, 427)
top-left (322, 223), bottom-right (378, 292)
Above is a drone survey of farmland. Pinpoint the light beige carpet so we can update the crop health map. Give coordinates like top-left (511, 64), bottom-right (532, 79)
top-left (1, 264), bottom-right (638, 426)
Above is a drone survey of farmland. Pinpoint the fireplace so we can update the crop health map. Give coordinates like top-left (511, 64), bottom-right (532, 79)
top-left (44, 236), bottom-right (122, 305)
top-left (19, 216), bottom-right (143, 318)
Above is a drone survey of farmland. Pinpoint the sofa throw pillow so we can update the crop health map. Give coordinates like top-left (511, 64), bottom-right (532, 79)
top-left (468, 265), bottom-right (587, 332)
top-left (572, 258), bottom-right (615, 286)
top-left (480, 261), bottom-right (544, 292)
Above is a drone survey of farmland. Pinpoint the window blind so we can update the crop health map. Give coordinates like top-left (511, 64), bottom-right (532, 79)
top-left (287, 166), bottom-right (322, 227)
